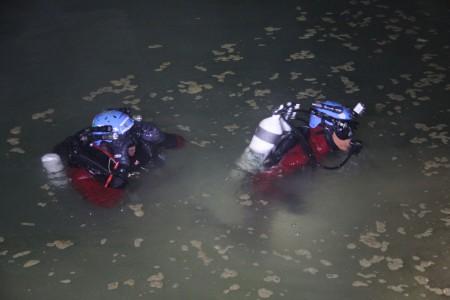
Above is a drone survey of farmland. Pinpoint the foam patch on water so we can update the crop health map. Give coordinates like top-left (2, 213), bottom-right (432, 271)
top-left (190, 240), bottom-right (213, 266)
top-left (147, 272), bottom-right (164, 288)
top-left (178, 81), bottom-right (213, 94)
top-left (212, 71), bottom-right (235, 82)
top-left (286, 50), bottom-right (315, 61)
top-left (134, 238), bottom-right (144, 248)
top-left (128, 204), bottom-right (144, 217)
top-left (21, 259), bottom-right (39, 268)
top-left (212, 43), bottom-right (243, 62)
top-left (47, 240), bottom-right (74, 250)
top-left (155, 61), bottom-right (171, 72)
top-left (83, 75), bottom-right (138, 101)
top-left (258, 288), bottom-right (273, 298)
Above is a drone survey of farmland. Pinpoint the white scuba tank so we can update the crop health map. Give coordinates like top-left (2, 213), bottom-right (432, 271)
top-left (41, 153), bottom-right (68, 188)
top-left (234, 115), bottom-right (292, 175)
top-left (248, 114), bottom-right (292, 157)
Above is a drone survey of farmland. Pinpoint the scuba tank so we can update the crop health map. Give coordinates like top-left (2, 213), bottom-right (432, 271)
top-left (235, 114), bottom-right (292, 174)
top-left (41, 153), bottom-right (68, 188)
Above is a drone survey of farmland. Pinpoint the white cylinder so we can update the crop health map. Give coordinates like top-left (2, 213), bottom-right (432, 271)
top-left (248, 115), bottom-right (291, 157)
top-left (41, 153), bottom-right (68, 188)
top-left (234, 115), bottom-right (293, 175)
top-left (41, 153), bottom-right (64, 173)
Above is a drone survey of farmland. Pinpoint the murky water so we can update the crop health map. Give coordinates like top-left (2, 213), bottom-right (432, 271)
top-left (1, 0), bottom-right (449, 299)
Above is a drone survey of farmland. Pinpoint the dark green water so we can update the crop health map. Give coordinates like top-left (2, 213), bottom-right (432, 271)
top-left (1, 0), bottom-right (449, 299)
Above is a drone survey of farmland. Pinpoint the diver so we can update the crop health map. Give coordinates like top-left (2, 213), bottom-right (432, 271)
top-left (48, 108), bottom-right (184, 206)
top-left (233, 100), bottom-right (365, 190)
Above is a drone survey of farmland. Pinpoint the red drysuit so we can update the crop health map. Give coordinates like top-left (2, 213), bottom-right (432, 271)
top-left (253, 126), bottom-right (331, 191)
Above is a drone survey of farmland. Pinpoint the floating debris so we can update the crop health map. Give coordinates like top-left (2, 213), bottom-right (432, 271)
top-left (414, 260), bottom-right (434, 272)
top-left (273, 251), bottom-right (293, 261)
top-left (254, 89), bottom-right (271, 97)
top-left (414, 276), bottom-right (429, 285)
top-left (296, 88), bottom-right (324, 100)
top-left (290, 72), bottom-right (302, 80)
top-left (320, 259), bottom-right (333, 267)
top-left (352, 281), bottom-right (369, 287)
top-left (194, 65), bottom-right (207, 72)
top-left (331, 61), bottom-right (355, 73)
top-left (245, 99), bottom-right (259, 109)
top-left (375, 221), bottom-right (386, 233)
top-left (134, 238), bottom-right (144, 248)
top-left (223, 284), bottom-right (240, 294)
top-left (47, 240), bottom-right (74, 250)
top-left (9, 147), bottom-right (25, 154)
top-left (12, 251), bottom-right (31, 259)
top-left (155, 61), bottom-right (171, 72)
top-left (190, 140), bottom-right (211, 147)
top-left (220, 268), bottom-right (238, 279)
top-left (294, 249), bottom-right (312, 259)
top-left (359, 232), bottom-right (389, 252)
top-left (303, 267), bottom-right (319, 275)
top-left (83, 75), bottom-right (138, 101)
top-left (387, 284), bottom-right (408, 293)
top-left (6, 138), bottom-right (20, 146)
top-left (357, 272), bottom-right (376, 279)
top-left (20, 222), bottom-right (35, 226)
top-left (190, 240), bottom-right (213, 266)
top-left (287, 50), bottom-right (315, 61)
top-left (123, 279), bottom-right (135, 287)
top-left (147, 272), bottom-right (164, 288)
top-left (264, 274), bottom-right (281, 283)
top-left (213, 43), bottom-right (243, 62)
top-left (23, 260), bottom-right (40, 268)
top-left (224, 124), bottom-right (239, 134)
top-left (107, 281), bottom-right (119, 290)
top-left (128, 204), bottom-right (144, 217)
top-left (414, 228), bottom-right (433, 239)
top-left (212, 71), bottom-right (235, 82)
top-left (264, 26), bottom-right (281, 34)
top-left (359, 255), bottom-right (385, 268)
top-left (214, 245), bottom-right (234, 260)
top-left (32, 108), bottom-right (55, 120)
top-left (422, 158), bottom-right (450, 176)
top-left (340, 76), bottom-right (360, 94)
top-left (269, 73), bottom-right (279, 80)
top-left (258, 288), bottom-right (273, 298)
top-left (9, 126), bottom-right (21, 135)
top-left (178, 81), bottom-right (213, 94)
top-left (346, 243), bottom-right (357, 250)
top-left (60, 279), bottom-right (71, 284)
top-left (386, 257), bottom-right (404, 271)
top-left (148, 44), bottom-right (163, 49)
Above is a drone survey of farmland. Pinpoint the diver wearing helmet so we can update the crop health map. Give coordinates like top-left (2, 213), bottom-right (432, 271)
top-left (234, 100), bottom-right (365, 190)
top-left (54, 108), bottom-right (185, 191)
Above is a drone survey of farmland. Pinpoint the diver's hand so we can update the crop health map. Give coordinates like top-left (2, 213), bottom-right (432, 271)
top-left (272, 102), bottom-right (300, 120)
top-left (350, 140), bottom-right (363, 155)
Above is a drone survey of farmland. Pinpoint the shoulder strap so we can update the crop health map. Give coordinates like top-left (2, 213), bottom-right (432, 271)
top-left (291, 126), bottom-right (317, 166)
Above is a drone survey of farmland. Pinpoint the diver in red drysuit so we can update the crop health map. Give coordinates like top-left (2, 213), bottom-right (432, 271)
top-left (235, 101), bottom-right (364, 193)
top-left (52, 108), bottom-right (185, 207)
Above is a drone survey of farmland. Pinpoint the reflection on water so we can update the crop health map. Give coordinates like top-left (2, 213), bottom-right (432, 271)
top-left (1, 0), bottom-right (449, 299)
